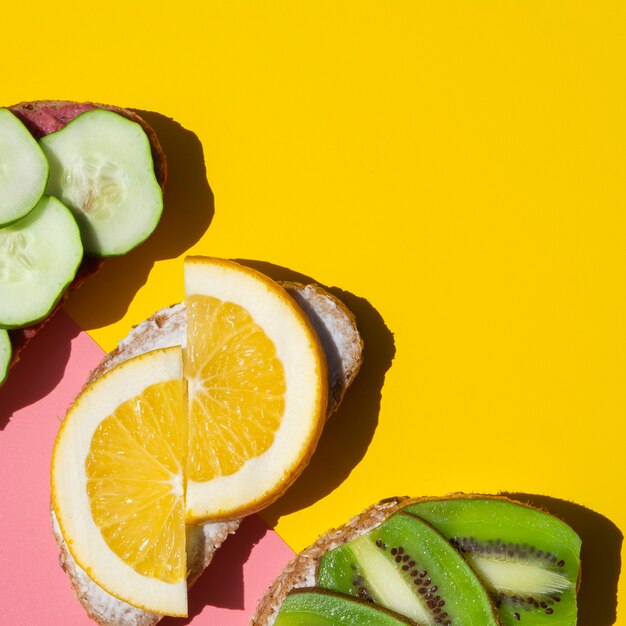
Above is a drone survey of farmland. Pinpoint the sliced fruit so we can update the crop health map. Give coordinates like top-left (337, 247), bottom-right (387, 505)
top-left (0, 195), bottom-right (83, 329)
top-left (0, 329), bottom-right (10, 384)
top-left (39, 109), bottom-right (163, 256)
top-left (274, 589), bottom-right (420, 626)
top-left (317, 511), bottom-right (499, 626)
top-left (51, 347), bottom-right (187, 616)
top-left (183, 256), bottom-right (327, 522)
top-left (404, 497), bottom-right (581, 626)
top-left (0, 108), bottom-right (49, 227)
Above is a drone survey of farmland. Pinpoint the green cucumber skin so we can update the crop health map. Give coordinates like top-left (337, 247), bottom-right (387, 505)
top-left (39, 109), bottom-right (163, 257)
top-left (274, 589), bottom-right (418, 626)
top-left (317, 512), bottom-right (500, 626)
top-left (0, 329), bottom-right (11, 385)
top-left (0, 196), bottom-right (83, 330)
top-left (404, 498), bottom-right (580, 626)
top-left (0, 109), bottom-right (50, 228)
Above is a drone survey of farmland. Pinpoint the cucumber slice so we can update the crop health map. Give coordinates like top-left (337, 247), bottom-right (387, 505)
top-left (0, 329), bottom-right (10, 385)
top-left (0, 109), bottom-right (49, 227)
top-left (39, 109), bottom-right (163, 257)
top-left (0, 195), bottom-right (83, 329)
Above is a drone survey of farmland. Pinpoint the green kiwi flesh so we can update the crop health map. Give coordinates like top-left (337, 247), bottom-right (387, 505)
top-left (273, 588), bottom-right (419, 625)
top-left (317, 511), bottom-right (500, 626)
top-left (404, 497), bottom-right (580, 626)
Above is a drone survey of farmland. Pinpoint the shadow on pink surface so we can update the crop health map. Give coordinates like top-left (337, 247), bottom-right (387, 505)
top-left (0, 312), bottom-right (83, 429)
top-left (161, 515), bottom-right (294, 625)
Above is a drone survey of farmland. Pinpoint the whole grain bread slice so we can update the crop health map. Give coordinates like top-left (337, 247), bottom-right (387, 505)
top-left (5, 100), bottom-right (168, 372)
top-left (53, 281), bottom-right (363, 626)
top-left (249, 493), bottom-right (584, 626)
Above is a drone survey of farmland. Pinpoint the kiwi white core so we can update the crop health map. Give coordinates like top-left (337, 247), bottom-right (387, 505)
top-left (350, 535), bottom-right (432, 625)
top-left (466, 554), bottom-right (573, 596)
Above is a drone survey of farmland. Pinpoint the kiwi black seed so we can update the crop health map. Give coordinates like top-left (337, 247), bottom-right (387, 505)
top-left (316, 511), bottom-right (499, 626)
top-left (405, 496), bottom-right (581, 626)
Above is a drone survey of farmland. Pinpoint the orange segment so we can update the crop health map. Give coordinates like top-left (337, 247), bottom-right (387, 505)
top-left (86, 380), bottom-right (186, 583)
top-left (183, 257), bottom-right (327, 523)
top-left (186, 295), bottom-right (286, 481)
top-left (51, 347), bottom-right (188, 616)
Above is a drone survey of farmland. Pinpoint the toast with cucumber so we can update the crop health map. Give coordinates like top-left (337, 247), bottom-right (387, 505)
top-left (252, 495), bottom-right (582, 626)
top-left (0, 100), bottom-right (167, 384)
top-left (51, 272), bottom-right (364, 626)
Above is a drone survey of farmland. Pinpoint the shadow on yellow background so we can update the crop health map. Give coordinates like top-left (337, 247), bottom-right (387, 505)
top-left (64, 111), bottom-right (214, 330)
top-left (234, 260), bottom-right (396, 526)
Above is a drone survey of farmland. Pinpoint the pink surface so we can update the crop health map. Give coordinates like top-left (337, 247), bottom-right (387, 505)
top-left (0, 311), bottom-right (295, 625)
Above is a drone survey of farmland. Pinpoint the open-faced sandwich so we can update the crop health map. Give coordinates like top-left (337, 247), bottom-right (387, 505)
top-left (50, 256), bottom-right (364, 625)
top-left (251, 494), bottom-right (582, 626)
top-left (0, 100), bottom-right (167, 385)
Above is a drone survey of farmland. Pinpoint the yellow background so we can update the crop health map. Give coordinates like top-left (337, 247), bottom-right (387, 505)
top-left (4, 2), bottom-right (625, 624)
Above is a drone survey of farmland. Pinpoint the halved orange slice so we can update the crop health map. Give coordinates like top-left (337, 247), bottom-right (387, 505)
top-left (51, 347), bottom-right (187, 616)
top-left (184, 257), bottom-right (328, 522)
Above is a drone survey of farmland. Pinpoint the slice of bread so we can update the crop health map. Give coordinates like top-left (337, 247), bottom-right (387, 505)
top-left (52, 281), bottom-right (363, 626)
top-left (5, 100), bottom-right (167, 372)
top-left (250, 494), bottom-right (583, 626)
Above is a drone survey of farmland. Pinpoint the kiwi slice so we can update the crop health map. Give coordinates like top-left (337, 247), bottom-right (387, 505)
top-left (0, 108), bottom-right (48, 227)
top-left (317, 511), bottom-right (499, 626)
top-left (0, 195), bottom-right (83, 329)
top-left (274, 588), bottom-right (420, 625)
top-left (39, 109), bottom-right (163, 257)
top-left (0, 329), bottom-right (10, 385)
top-left (404, 497), bottom-right (580, 625)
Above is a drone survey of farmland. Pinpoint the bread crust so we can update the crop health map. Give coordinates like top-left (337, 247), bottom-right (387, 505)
top-left (4, 100), bottom-right (167, 373)
top-left (282, 283), bottom-right (363, 417)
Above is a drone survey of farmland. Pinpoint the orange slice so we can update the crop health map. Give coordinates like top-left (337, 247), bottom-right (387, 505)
top-left (184, 257), bottom-right (328, 522)
top-left (51, 347), bottom-right (187, 616)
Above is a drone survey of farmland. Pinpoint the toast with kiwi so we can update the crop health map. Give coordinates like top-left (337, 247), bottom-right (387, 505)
top-left (252, 494), bottom-right (582, 626)
top-left (2, 100), bottom-right (167, 377)
top-left (51, 278), bottom-right (363, 626)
